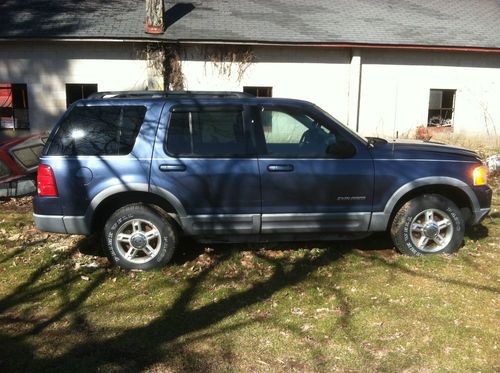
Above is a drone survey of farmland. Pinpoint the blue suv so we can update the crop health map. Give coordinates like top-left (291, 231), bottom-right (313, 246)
top-left (33, 91), bottom-right (492, 270)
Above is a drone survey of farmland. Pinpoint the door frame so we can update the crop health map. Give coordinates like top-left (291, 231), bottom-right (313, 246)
top-left (249, 102), bottom-right (375, 233)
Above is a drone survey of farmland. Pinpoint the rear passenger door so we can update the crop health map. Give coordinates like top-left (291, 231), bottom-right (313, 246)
top-left (150, 104), bottom-right (261, 236)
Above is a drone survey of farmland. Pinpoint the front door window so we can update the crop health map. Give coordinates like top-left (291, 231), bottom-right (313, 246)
top-left (260, 109), bottom-right (337, 157)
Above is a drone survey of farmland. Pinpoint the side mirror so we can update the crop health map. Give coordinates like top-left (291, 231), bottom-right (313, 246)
top-left (326, 140), bottom-right (357, 158)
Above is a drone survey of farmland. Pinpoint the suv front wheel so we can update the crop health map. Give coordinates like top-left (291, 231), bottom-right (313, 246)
top-left (103, 203), bottom-right (177, 270)
top-left (390, 194), bottom-right (465, 256)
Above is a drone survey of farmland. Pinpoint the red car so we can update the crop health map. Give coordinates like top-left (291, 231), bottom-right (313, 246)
top-left (0, 133), bottom-right (48, 194)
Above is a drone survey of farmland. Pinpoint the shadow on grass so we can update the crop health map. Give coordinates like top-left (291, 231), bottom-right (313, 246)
top-left (353, 250), bottom-right (500, 295)
top-left (0, 227), bottom-right (496, 371)
top-left (0, 232), bottom-right (362, 371)
top-left (0, 238), bottom-right (48, 265)
top-left (79, 230), bottom-right (397, 261)
top-left (465, 223), bottom-right (489, 241)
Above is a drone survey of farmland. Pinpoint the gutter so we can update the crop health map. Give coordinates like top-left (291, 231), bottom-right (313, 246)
top-left (0, 37), bottom-right (499, 53)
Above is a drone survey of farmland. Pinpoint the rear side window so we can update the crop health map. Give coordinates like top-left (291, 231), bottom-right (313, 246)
top-left (12, 145), bottom-right (44, 169)
top-left (166, 109), bottom-right (250, 156)
top-left (47, 106), bottom-right (146, 156)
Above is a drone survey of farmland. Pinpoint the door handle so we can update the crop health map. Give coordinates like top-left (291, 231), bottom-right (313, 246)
top-left (267, 164), bottom-right (294, 172)
top-left (159, 164), bottom-right (187, 172)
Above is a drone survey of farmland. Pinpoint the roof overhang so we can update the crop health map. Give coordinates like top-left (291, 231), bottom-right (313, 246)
top-left (0, 37), bottom-right (499, 53)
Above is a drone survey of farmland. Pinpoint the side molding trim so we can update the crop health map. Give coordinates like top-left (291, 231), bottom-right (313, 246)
top-left (181, 214), bottom-right (260, 235)
top-left (261, 212), bottom-right (370, 233)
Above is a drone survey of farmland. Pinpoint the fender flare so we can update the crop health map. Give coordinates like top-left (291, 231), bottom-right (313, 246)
top-left (370, 177), bottom-right (479, 231)
top-left (84, 183), bottom-right (187, 227)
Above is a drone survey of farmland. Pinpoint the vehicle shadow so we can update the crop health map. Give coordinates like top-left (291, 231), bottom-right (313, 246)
top-left (75, 232), bottom-right (104, 257)
top-left (1, 223), bottom-right (498, 371)
top-left (0, 230), bottom-right (374, 371)
top-left (41, 220), bottom-right (493, 275)
top-left (75, 230), bottom-right (397, 266)
top-left (465, 223), bottom-right (489, 240)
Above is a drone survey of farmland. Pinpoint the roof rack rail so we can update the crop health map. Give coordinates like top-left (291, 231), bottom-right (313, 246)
top-left (87, 90), bottom-right (253, 99)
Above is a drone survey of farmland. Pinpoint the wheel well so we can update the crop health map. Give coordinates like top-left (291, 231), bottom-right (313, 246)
top-left (388, 184), bottom-right (474, 228)
top-left (91, 192), bottom-right (180, 233)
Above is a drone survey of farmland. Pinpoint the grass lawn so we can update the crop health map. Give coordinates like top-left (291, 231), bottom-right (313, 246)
top-left (0, 187), bottom-right (498, 372)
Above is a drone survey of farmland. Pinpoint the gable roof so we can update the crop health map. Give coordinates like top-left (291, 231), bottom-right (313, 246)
top-left (0, 0), bottom-right (499, 50)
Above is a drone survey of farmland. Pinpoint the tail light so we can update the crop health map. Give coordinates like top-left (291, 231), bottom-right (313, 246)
top-left (37, 164), bottom-right (58, 197)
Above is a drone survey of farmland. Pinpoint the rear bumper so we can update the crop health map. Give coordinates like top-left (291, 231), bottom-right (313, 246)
top-left (33, 214), bottom-right (90, 235)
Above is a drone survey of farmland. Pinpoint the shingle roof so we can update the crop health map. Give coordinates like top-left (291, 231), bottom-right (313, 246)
top-left (0, 0), bottom-right (499, 49)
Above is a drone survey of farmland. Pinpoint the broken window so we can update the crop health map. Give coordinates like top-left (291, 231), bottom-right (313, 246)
top-left (0, 84), bottom-right (30, 130)
top-left (66, 84), bottom-right (98, 107)
top-left (243, 86), bottom-right (273, 97)
top-left (428, 89), bottom-right (456, 127)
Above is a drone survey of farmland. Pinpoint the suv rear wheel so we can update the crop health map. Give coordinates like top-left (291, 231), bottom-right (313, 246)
top-left (103, 203), bottom-right (177, 270)
top-left (390, 194), bottom-right (464, 256)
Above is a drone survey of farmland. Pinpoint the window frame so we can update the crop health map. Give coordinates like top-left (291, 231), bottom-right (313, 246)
top-left (66, 83), bottom-right (98, 108)
top-left (243, 86), bottom-right (273, 98)
top-left (164, 104), bottom-right (257, 158)
top-left (0, 83), bottom-right (30, 130)
top-left (427, 89), bottom-right (456, 128)
top-left (10, 144), bottom-right (45, 171)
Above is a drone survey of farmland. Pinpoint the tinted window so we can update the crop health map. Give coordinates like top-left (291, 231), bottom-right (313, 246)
top-left (166, 112), bottom-right (191, 155)
top-left (47, 106), bottom-right (146, 156)
top-left (166, 109), bottom-right (249, 156)
top-left (261, 109), bottom-right (337, 157)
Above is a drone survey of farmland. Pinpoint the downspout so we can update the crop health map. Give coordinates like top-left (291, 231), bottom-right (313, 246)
top-left (347, 48), bottom-right (362, 132)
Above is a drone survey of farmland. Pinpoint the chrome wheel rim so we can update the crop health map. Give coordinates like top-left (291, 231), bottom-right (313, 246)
top-left (410, 208), bottom-right (454, 253)
top-left (115, 219), bottom-right (162, 264)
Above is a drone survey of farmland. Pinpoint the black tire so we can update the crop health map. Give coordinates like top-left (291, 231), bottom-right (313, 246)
top-left (390, 194), bottom-right (464, 256)
top-left (103, 203), bottom-right (177, 270)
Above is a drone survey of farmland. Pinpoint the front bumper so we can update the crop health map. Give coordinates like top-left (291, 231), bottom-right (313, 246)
top-left (33, 214), bottom-right (90, 235)
top-left (470, 185), bottom-right (493, 225)
top-left (471, 208), bottom-right (491, 225)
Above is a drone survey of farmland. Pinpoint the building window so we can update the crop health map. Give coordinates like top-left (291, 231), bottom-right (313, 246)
top-left (243, 86), bottom-right (273, 97)
top-left (66, 84), bottom-right (98, 107)
top-left (0, 83), bottom-right (30, 130)
top-left (428, 89), bottom-right (456, 127)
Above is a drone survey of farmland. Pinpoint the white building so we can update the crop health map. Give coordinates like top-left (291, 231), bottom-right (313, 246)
top-left (0, 0), bottom-right (499, 141)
